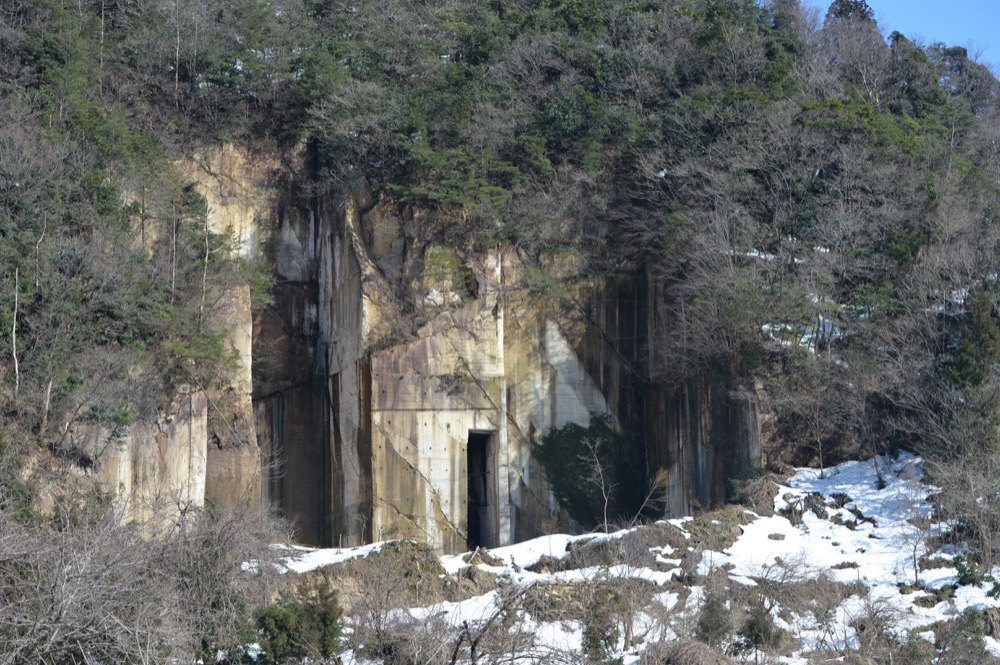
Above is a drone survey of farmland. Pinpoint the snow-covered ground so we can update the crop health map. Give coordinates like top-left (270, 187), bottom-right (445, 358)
top-left (283, 453), bottom-right (1000, 663)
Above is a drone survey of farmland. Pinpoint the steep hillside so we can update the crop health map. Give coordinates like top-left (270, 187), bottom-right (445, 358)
top-left (2, 0), bottom-right (1000, 662)
top-left (1, 0), bottom-right (1000, 651)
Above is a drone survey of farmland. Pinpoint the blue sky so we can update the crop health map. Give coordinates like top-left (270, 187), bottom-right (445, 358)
top-left (803, 0), bottom-right (1000, 67)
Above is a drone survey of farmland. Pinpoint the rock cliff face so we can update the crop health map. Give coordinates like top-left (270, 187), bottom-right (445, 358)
top-left (574, 274), bottom-right (762, 517)
top-left (73, 389), bottom-right (209, 522)
top-left (52, 145), bottom-right (267, 523)
top-left (255, 169), bottom-right (764, 552)
top-left (254, 185), bottom-right (374, 547)
top-left (61, 144), bottom-right (761, 549)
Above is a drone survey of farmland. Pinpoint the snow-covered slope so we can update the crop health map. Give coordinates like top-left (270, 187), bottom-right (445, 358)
top-left (283, 453), bottom-right (1000, 664)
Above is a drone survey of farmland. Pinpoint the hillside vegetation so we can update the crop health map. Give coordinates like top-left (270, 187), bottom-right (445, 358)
top-left (1, 0), bottom-right (1000, 661)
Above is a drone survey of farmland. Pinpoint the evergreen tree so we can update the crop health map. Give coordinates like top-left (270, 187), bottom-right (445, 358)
top-left (826, 0), bottom-right (876, 23)
top-left (696, 592), bottom-right (733, 649)
top-left (946, 289), bottom-right (1000, 388)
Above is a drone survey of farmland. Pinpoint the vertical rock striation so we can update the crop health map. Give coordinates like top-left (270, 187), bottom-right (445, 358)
top-left (58, 145), bottom-right (269, 522)
top-left (256, 176), bottom-right (763, 550)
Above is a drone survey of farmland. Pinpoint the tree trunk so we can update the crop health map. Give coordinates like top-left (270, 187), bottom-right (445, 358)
top-left (12, 267), bottom-right (18, 400)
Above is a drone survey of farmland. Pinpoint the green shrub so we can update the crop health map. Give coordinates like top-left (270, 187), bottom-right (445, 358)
top-left (255, 579), bottom-right (342, 662)
top-left (582, 585), bottom-right (624, 665)
top-left (945, 288), bottom-right (1000, 388)
top-left (895, 631), bottom-right (935, 665)
top-left (953, 551), bottom-right (984, 586)
top-left (935, 607), bottom-right (991, 663)
top-left (255, 602), bottom-right (304, 661)
top-left (696, 592), bottom-right (733, 649)
top-left (532, 414), bottom-right (653, 530)
top-left (735, 602), bottom-right (787, 655)
top-left (582, 622), bottom-right (622, 665)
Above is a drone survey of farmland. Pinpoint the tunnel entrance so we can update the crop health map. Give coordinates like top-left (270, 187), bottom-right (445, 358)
top-left (467, 431), bottom-right (496, 550)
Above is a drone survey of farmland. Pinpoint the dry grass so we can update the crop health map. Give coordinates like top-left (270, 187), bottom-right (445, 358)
top-left (299, 540), bottom-right (450, 608)
top-left (684, 505), bottom-right (754, 551)
top-left (641, 639), bottom-right (732, 664)
top-left (732, 472), bottom-right (786, 517)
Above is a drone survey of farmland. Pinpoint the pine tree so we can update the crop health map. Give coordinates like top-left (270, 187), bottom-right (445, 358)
top-left (946, 289), bottom-right (1000, 387)
top-left (696, 592), bottom-right (733, 649)
top-left (826, 0), bottom-right (875, 23)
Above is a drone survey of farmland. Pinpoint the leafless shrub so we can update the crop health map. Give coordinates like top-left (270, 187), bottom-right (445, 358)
top-left (774, 573), bottom-right (863, 632)
top-left (519, 582), bottom-right (581, 623)
top-left (341, 564), bottom-right (562, 665)
top-left (0, 499), bottom-right (177, 664)
top-left (162, 502), bottom-right (290, 658)
top-left (0, 490), bottom-right (289, 665)
top-left (849, 597), bottom-right (903, 663)
top-left (447, 583), bottom-right (544, 665)
top-left (731, 473), bottom-right (781, 517)
top-left (641, 639), bottom-right (733, 665)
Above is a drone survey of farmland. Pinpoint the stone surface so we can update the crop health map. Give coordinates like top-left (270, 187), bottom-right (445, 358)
top-left (181, 146), bottom-right (267, 509)
top-left (27, 144), bottom-right (764, 545)
top-left (67, 145), bottom-right (270, 519)
top-left (65, 390), bottom-right (209, 524)
top-left (255, 191), bottom-right (374, 546)
top-left (203, 282), bottom-right (262, 507)
top-left (256, 183), bottom-right (764, 552)
top-left (179, 143), bottom-right (277, 261)
top-left (369, 253), bottom-right (505, 551)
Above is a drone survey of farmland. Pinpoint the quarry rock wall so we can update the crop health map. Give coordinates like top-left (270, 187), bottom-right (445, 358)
top-left (65, 144), bottom-right (762, 551)
top-left (256, 172), bottom-right (763, 552)
top-left (61, 145), bottom-right (268, 522)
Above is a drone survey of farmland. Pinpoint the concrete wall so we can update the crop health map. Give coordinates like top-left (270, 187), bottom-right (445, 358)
top-left (369, 255), bottom-right (506, 551)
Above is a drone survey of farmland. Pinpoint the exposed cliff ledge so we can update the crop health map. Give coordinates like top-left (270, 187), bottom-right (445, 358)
top-left (255, 166), bottom-right (764, 552)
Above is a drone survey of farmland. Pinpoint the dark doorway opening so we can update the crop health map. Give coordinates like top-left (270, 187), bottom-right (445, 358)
top-left (467, 431), bottom-right (495, 550)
